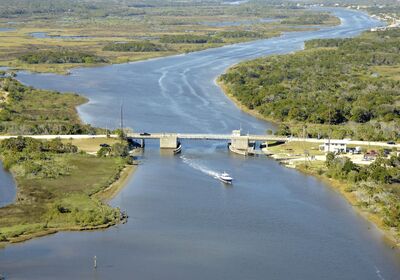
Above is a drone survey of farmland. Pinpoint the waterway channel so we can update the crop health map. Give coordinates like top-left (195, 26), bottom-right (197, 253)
top-left (1, 8), bottom-right (399, 280)
top-left (0, 162), bottom-right (16, 208)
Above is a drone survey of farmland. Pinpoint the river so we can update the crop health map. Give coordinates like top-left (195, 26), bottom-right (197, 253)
top-left (0, 162), bottom-right (16, 208)
top-left (1, 8), bottom-right (400, 280)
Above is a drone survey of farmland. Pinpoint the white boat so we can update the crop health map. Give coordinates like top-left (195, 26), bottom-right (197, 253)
top-left (173, 142), bottom-right (182, 154)
top-left (218, 172), bottom-right (233, 184)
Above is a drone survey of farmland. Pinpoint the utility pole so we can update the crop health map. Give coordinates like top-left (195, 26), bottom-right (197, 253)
top-left (303, 125), bottom-right (309, 166)
top-left (120, 102), bottom-right (125, 142)
top-left (120, 103), bottom-right (124, 133)
top-left (328, 106), bottom-right (332, 154)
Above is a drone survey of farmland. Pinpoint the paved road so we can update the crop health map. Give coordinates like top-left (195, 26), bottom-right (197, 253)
top-left (1, 133), bottom-right (398, 149)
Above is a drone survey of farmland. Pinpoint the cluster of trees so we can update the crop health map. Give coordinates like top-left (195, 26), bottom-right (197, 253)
top-left (324, 153), bottom-right (400, 229)
top-left (47, 198), bottom-right (121, 227)
top-left (221, 30), bottom-right (400, 141)
top-left (275, 122), bottom-right (399, 142)
top-left (281, 13), bottom-right (332, 25)
top-left (160, 34), bottom-right (223, 44)
top-left (97, 142), bottom-right (130, 158)
top-left (217, 30), bottom-right (262, 38)
top-left (0, 78), bottom-right (103, 135)
top-left (0, 137), bottom-right (78, 178)
top-left (103, 41), bottom-right (166, 52)
top-left (19, 50), bottom-right (107, 64)
top-left (325, 152), bottom-right (399, 184)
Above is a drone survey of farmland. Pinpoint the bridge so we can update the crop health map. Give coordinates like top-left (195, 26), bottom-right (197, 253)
top-left (126, 131), bottom-right (399, 154)
top-left (126, 130), bottom-right (276, 154)
top-left (1, 130), bottom-right (397, 156)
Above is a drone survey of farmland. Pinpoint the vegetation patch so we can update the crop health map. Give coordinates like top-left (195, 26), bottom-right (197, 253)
top-left (18, 50), bottom-right (107, 64)
top-left (0, 137), bottom-right (133, 245)
top-left (0, 77), bottom-right (104, 135)
top-left (281, 13), bottom-right (335, 25)
top-left (103, 41), bottom-right (167, 52)
top-left (160, 34), bottom-right (223, 44)
top-left (217, 30), bottom-right (263, 38)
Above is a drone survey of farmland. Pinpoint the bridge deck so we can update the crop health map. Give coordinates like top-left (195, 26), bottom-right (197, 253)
top-left (0, 133), bottom-right (398, 148)
top-left (127, 133), bottom-right (287, 141)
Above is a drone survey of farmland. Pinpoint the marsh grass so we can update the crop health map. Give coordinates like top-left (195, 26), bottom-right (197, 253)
top-left (0, 153), bottom-right (128, 245)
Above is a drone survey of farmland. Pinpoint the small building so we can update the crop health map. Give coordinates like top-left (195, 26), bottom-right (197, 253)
top-left (319, 140), bottom-right (348, 154)
top-left (232, 129), bottom-right (244, 137)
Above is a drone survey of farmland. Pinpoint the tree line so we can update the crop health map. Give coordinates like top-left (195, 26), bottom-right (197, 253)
top-left (160, 34), bottom-right (223, 44)
top-left (220, 29), bottom-right (400, 141)
top-left (103, 41), bottom-right (167, 52)
top-left (19, 50), bottom-right (107, 64)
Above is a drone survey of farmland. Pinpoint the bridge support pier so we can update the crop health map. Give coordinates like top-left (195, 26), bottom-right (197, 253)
top-left (160, 134), bottom-right (178, 149)
top-left (230, 136), bottom-right (251, 155)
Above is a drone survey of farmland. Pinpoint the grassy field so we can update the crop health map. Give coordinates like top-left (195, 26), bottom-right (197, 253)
top-left (61, 137), bottom-right (121, 153)
top-left (0, 152), bottom-right (133, 246)
top-left (371, 65), bottom-right (400, 81)
top-left (267, 141), bottom-right (324, 157)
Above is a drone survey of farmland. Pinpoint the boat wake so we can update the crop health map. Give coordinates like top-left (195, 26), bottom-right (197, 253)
top-left (375, 266), bottom-right (385, 280)
top-left (180, 155), bottom-right (220, 179)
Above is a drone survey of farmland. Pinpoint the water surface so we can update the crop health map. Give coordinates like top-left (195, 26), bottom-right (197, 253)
top-left (30, 32), bottom-right (92, 40)
top-left (0, 163), bottom-right (16, 208)
top-left (1, 8), bottom-right (399, 280)
top-left (0, 28), bottom-right (15, 32)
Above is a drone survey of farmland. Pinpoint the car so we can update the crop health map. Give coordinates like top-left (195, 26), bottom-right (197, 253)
top-left (387, 141), bottom-right (396, 145)
top-left (140, 132), bottom-right (151, 136)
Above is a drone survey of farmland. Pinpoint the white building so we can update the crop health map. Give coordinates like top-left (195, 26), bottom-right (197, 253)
top-left (319, 140), bottom-right (348, 154)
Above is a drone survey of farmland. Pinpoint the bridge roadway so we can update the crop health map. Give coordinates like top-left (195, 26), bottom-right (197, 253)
top-left (126, 133), bottom-right (400, 149)
top-left (0, 133), bottom-right (398, 149)
top-left (127, 133), bottom-right (286, 141)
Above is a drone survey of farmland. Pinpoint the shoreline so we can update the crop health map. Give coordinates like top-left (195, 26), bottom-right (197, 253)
top-left (218, 78), bottom-right (400, 249)
top-left (94, 165), bottom-right (137, 202)
top-left (216, 79), bottom-right (280, 126)
top-left (0, 162), bottom-right (137, 249)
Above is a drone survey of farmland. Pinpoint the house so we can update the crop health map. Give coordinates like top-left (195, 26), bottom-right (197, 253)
top-left (319, 140), bottom-right (348, 154)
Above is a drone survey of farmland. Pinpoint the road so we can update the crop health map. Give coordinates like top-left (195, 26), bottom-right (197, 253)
top-left (0, 133), bottom-right (398, 149)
